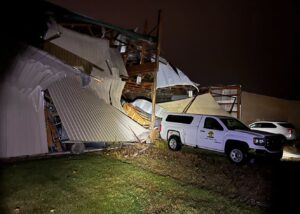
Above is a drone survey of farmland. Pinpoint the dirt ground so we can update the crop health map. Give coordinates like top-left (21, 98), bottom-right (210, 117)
top-left (105, 140), bottom-right (300, 213)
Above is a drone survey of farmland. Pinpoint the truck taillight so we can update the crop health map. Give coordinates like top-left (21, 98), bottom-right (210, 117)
top-left (288, 128), bottom-right (294, 134)
top-left (159, 124), bottom-right (162, 132)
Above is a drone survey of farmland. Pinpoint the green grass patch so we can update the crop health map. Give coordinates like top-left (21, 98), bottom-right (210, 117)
top-left (1, 153), bottom-right (259, 213)
top-left (108, 140), bottom-right (274, 209)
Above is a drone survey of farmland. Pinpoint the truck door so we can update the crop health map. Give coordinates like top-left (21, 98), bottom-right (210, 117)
top-left (197, 117), bottom-right (225, 152)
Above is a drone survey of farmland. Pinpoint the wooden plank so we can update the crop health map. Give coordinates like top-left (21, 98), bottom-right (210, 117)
top-left (44, 109), bottom-right (62, 152)
top-left (150, 10), bottom-right (162, 130)
top-left (209, 85), bottom-right (241, 90)
top-left (126, 80), bottom-right (153, 87)
top-left (237, 86), bottom-right (241, 119)
top-left (127, 62), bottom-right (157, 76)
top-left (124, 85), bottom-right (152, 90)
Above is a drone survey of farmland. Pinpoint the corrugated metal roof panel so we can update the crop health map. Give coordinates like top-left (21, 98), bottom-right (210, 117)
top-left (156, 57), bottom-right (198, 90)
top-left (46, 25), bottom-right (128, 78)
top-left (48, 76), bottom-right (147, 142)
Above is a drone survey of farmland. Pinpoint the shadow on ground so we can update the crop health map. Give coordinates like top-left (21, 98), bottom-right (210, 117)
top-left (269, 161), bottom-right (300, 213)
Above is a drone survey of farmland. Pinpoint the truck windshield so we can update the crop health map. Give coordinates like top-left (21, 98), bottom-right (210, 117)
top-left (220, 118), bottom-right (250, 131)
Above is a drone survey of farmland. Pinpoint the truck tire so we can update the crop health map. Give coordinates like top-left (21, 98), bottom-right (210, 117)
top-left (227, 146), bottom-right (247, 165)
top-left (168, 136), bottom-right (181, 151)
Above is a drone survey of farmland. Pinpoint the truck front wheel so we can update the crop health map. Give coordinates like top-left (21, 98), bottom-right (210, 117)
top-left (227, 146), bottom-right (247, 165)
top-left (168, 136), bottom-right (182, 151)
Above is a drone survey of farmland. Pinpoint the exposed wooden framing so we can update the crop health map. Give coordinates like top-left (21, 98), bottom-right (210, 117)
top-left (237, 86), bottom-right (241, 119)
top-left (150, 10), bottom-right (162, 130)
top-left (125, 83), bottom-right (195, 91)
top-left (126, 80), bottom-right (153, 86)
top-left (127, 62), bottom-right (157, 76)
top-left (208, 85), bottom-right (242, 119)
top-left (123, 85), bottom-right (152, 91)
top-left (60, 11), bottom-right (164, 130)
top-left (124, 84), bottom-right (153, 91)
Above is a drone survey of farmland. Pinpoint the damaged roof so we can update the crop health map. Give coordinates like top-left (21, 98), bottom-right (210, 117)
top-left (48, 76), bottom-right (147, 142)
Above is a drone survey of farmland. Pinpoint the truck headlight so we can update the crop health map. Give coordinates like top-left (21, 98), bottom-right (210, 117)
top-left (253, 137), bottom-right (266, 146)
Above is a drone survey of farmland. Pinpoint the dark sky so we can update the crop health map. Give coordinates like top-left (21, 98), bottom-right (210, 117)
top-left (51, 0), bottom-right (298, 99)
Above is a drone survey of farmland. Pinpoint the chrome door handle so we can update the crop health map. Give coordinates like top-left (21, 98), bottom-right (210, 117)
top-left (200, 130), bottom-right (205, 132)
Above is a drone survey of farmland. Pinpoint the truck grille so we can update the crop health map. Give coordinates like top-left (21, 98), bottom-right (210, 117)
top-left (264, 136), bottom-right (283, 151)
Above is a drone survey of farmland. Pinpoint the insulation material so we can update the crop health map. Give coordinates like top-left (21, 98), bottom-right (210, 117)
top-left (123, 103), bottom-right (151, 127)
top-left (0, 46), bottom-right (75, 158)
top-left (48, 76), bottom-right (147, 142)
top-left (159, 93), bottom-right (230, 116)
top-left (132, 99), bottom-right (168, 118)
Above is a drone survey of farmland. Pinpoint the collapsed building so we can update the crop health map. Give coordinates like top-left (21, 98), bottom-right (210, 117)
top-left (0, 2), bottom-right (201, 158)
top-left (2, 1), bottom-right (299, 159)
top-left (0, 45), bottom-right (149, 158)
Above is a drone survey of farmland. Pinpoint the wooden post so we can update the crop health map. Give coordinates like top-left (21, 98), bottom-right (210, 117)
top-left (150, 10), bottom-right (162, 132)
top-left (237, 85), bottom-right (242, 119)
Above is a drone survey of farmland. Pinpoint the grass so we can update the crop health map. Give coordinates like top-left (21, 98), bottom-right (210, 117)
top-left (106, 140), bottom-right (275, 208)
top-left (0, 152), bottom-right (260, 214)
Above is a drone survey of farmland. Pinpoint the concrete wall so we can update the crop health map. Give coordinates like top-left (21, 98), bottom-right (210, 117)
top-left (241, 92), bottom-right (300, 135)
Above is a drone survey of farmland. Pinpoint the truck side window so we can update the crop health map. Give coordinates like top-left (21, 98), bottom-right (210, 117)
top-left (204, 118), bottom-right (223, 131)
top-left (165, 115), bottom-right (193, 124)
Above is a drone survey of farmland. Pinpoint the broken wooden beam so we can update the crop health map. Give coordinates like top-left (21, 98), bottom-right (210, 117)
top-left (126, 62), bottom-right (157, 76)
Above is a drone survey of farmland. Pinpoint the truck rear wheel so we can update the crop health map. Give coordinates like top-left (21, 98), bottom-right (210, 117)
top-left (227, 146), bottom-right (247, 165)
top-left (168, 136), bottom-right (181, 151)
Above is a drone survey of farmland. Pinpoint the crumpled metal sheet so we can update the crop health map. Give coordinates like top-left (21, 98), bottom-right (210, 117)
top-left (48, 76), bottom-right (148, 143)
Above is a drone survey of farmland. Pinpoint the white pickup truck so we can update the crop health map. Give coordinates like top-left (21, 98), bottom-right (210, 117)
top-left (160, 113), bottom-right (284, 164)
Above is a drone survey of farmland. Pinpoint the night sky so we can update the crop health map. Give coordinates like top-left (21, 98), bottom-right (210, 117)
top-left (50, 0), bottom-right (299, 100)
top-left (3, 0), bottom-right (299, 99)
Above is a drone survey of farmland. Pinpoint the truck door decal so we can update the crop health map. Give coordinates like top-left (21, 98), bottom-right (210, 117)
top-left (207, 131), bottom-right (214, 138)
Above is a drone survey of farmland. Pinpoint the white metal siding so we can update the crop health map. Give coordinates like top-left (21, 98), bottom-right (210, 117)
top-left (48, 76), bottom-right (147, 142)
top-left (0, 46), bottom-right (75, 158)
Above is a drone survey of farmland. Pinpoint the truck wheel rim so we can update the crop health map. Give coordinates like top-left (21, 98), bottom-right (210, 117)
top-left (230, 149), bottom-right (243, 163)
top-left (169, 139), bottom-right (177, 149)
